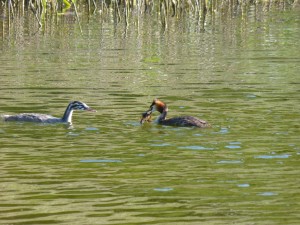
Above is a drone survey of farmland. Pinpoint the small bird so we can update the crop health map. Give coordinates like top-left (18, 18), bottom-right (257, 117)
top-left (2, 101), bottom-right (96, 124)
top-left (140, 110), bottom-right (152, 123)
top-left (140, 99), bottom-right (210, 128)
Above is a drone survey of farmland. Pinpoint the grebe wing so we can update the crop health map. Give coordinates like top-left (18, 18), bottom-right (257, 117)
top-left (162, 116), bottom-right (210, 128)
top-left (3, 113), bottom-right (61, 123)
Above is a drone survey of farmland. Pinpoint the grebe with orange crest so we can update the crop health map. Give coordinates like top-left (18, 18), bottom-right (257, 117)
top-left (140, 99), bottom-right (210, 128)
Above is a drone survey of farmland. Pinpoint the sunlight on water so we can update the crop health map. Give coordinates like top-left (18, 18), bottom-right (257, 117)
top-left (216, 160), bottom-right (244, 164)
top-left (254, 154), bottom-right (291, 159)
top-left (153, 188), bottom-right (174, 192)
top-left (257, 192), bottom-right (278, 196)
top-left (237, 183), bottom-right (250, 188)
top-left (178, 146), bottom-right (215, 150)
top-left (225, 145), bottom-right (241, 149)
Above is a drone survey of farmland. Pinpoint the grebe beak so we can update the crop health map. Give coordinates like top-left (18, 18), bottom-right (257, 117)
top-left (86, 108), bottom-right (97, 112)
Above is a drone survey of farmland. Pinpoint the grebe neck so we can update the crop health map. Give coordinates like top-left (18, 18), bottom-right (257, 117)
top-left (156, 106), bottom-right (168, 122)
top-left (62, 104), bottom-right (74, 123)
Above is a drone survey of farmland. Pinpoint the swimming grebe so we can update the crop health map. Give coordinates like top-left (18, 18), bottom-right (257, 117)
top-left (2, 101), bottom-right (96, 124)
top-left (140, 99), bottom-right (210, 128)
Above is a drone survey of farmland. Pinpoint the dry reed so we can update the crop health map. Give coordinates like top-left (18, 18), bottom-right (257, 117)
top-left (0, 0), bottom-right (297, 29)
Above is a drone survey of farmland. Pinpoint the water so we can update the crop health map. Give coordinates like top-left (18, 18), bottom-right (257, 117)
top-left (0, 8), bottom-right (300, 225)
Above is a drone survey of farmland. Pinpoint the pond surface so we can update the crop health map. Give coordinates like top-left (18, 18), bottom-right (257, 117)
top-left (0, 7), bottom-right (300, 225)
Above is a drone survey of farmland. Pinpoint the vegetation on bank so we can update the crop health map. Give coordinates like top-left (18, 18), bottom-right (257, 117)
top-left (1, 0), bottom-right (299, 29)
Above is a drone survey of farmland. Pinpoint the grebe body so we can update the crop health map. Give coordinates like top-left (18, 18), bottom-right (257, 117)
top-left (2, 101), bottom-right (95, 124)
top-left (157, 115), bottom-right (208, 127)
top-left (141, 99), bottom-right (209, 128)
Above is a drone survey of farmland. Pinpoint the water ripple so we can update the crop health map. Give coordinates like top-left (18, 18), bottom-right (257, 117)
top-left (213, 127), bottom-right (229, 134)
top-left (257, 192), bottom-right (278, 196)
top-left (150, 143), bottom-right (171, 147)
top-left (178, 145), bottom-right (214, 150)
top-left (254, 154), bottom-right (291, 159)
top-left (237, 183), bottom-right (250, 188)
top-left (153, 187), bottom-right (173, 192)
top-left (217, 160), bottom-right (244, 164)
top-left (225, 145), bottom-right (241, 149)
top-left (85, 127), bottom-right (99, 131)
top-left (80, 159), bottom-right (122, 163)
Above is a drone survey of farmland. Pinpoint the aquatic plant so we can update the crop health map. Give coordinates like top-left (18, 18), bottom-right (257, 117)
top-left (0, 0), bottom-right (298, 29)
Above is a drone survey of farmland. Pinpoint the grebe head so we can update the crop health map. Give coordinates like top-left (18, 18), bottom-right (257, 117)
top-left (150, 99), bottom-right (166, 113)
top-left (140, 109), bottom-right (152, 124)
top-left (69, 101), bottom-right (96, 112)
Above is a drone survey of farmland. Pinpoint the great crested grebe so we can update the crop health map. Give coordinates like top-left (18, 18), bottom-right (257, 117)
top-left (140, 99), bottom-right (210, 128)
top-left (2, 101), bottom-right (96, 124)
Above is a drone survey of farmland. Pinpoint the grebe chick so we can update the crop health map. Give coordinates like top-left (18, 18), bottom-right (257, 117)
top-left (140, 109), bottom-right (152, 124)
top-left (141, 99), bottom-right (210, 128)
top-left (2, 101), bottom-right (96, 124)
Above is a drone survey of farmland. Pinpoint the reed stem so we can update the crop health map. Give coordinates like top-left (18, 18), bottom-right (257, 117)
top-left (0, 0), bottom-right (297, 30)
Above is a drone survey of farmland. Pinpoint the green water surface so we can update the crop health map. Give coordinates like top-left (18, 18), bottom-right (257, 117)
top-left (0, 8), bottom-right (299, 225)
